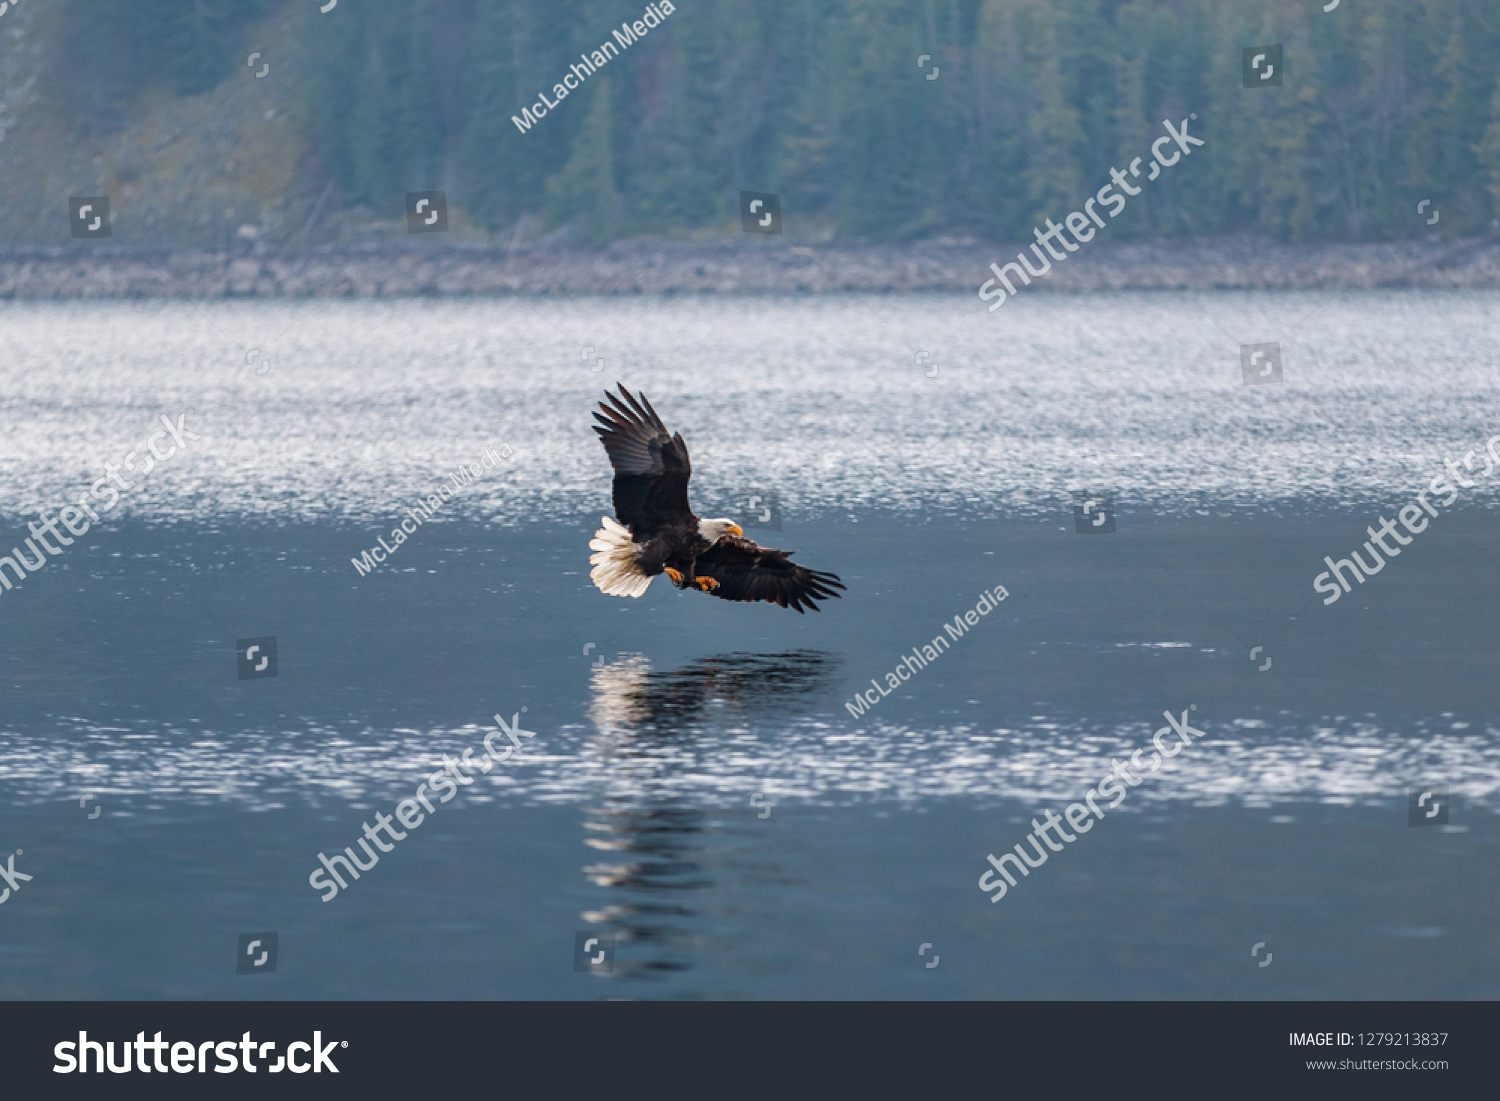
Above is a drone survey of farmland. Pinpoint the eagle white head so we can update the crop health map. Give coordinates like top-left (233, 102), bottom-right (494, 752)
top-left (697, 518), bottom-right (743, 543)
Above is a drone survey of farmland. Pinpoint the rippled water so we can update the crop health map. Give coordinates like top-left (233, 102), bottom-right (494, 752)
top-left (4, 291), bottom-right (1499, 523)
top-left (4, 668), bottom-right (1496, 811)
top-left (1, 293), bottom-right (1497, 999)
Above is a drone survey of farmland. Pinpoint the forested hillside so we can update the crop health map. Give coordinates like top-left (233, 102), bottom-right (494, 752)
top-left (10, 0), bottom-right (1500, 246)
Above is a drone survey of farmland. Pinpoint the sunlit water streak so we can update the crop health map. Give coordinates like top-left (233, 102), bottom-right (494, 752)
top-left (2, 661), bottom-right (1493, 812)
top-left (2, 292), bottom-right (1499, 526)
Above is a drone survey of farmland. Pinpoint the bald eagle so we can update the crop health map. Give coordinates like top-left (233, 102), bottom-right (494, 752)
top-left (589, 385), bottom-right (845, 613)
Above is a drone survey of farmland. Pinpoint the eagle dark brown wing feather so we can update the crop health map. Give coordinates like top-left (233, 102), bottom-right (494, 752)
top-left (591, 385), bottom-right (694, 538)
top-left (694, 534), bottom-right (846, 613)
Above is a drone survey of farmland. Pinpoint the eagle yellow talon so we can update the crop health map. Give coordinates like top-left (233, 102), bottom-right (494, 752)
top-left (694, 576), bottom-right (720, 592)
top-left (664, 567), bottom-right (683, 584)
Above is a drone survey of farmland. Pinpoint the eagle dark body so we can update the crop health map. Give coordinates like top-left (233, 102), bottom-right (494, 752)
top-left (590, 386), bottom-right (844, 613)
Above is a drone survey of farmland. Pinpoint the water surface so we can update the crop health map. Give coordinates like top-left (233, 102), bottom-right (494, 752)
top-left (1, 292), bottom-right (1496, 999)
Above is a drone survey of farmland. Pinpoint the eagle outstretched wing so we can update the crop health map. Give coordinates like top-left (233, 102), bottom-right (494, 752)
top-left (695, 534), bottom-right (846, 613)
top-left (591, 385), bottom-right (694, 538)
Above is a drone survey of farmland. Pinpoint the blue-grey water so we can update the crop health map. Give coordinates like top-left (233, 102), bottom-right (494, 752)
top-left (1, 292), bottom-right (1498, 1000)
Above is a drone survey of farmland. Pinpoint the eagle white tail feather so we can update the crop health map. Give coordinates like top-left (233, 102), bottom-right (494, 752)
top-left (589, 516), bottom-right (653, 598)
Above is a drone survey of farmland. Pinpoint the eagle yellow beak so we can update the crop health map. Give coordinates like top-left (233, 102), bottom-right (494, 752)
top-left (727, 523), bottom-right (743, 536)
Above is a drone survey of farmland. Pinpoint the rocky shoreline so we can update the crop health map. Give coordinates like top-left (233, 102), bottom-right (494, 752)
top-left (2, 236), bottom-right (1499, 299)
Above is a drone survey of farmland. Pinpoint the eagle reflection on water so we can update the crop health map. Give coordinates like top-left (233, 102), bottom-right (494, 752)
top-left (579, 651), bottom-right (840, 986)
